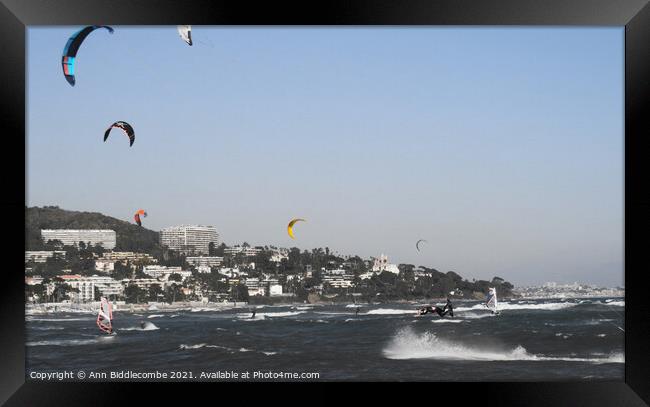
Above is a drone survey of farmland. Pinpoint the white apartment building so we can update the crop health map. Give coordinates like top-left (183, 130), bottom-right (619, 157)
top-left (160, 225), bottom-right (219, 255)
top-left (95, 260), bottom-right (115, 273)
top-left (224, 245), bottom-right (262, 257)
top-left (322, 269), bottom-right (355, 288)
top-left (25, 251), bottom-right (66, 263)
top-left (244, 278), bottom-right (266, 296)
top-left (123, 278), bottom-right (163, 291)
top-left (142, 265), bottom-right (191, 281)
top-left (371, 254), bottom-right (400, 274)
top-left (217, 268), bottom-right (248, 278)
top-left (269, 284), bottom-right (283, 296)
top-left (41, 229), bottom-right (116, 249)
top-left (197, 266), bottom-right (212, 274)
top-left (99, 252), bottom-right (156, 264)
top-left (60, 275), bottom-right (123, 302)
top-left (186, 256), bottom-right (224, 268)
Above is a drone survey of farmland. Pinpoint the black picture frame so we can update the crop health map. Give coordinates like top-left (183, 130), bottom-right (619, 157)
top-left (2, 0), bottom-right (648, 405)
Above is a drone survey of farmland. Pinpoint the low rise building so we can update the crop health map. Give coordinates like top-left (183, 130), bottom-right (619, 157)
top-left (322, 269), bottom-right (355, 288)
top-left (186, 256), bottom-right (224, 268)
top-left (143, 265), bottom-right (182, 278)
top-left (269, 284), bottom-right (283, 296)
top-left (59, 275), bottom-right (124, 302)
top-left (99, 252), bottom-right (156, 264)
top-left (41, 229), bottom-right (116, 249)
top-left (95, 260), bottom-right (115, 273)
top-left (25, 251), bottom-right (66, 263)
top-left (224, 245), bottom-right (262, 257)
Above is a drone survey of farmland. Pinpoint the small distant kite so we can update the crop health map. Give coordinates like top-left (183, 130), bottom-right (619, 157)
top-left (61, 25), bottom-right (114, 86)
top-left (287, 218), bottom-right (306, 239)
top-left (134, 209), bottom-right (147, 226)
top-left (104, 121), bottom-right (135, 147)
top-left (177, 25), bottom-right (192, 46)
top-left (416, 239), bottom-right (427, 252)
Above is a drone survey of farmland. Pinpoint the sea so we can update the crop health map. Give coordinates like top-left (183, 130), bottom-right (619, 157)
top-left (25, 297), bottom-right (625, 381)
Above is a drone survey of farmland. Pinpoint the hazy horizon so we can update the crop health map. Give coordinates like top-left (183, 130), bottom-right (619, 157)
top-left (27, 27), bottom-right (624, 287)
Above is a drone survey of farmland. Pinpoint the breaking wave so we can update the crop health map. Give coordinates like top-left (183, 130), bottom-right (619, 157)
top-left (383, 328), bottom-right (623, 363)
top-left (432, 319), bottom-right (463, 323)
top-left (27, 317), bottom-right (93, 322)
top-left (27, 338), bottom-right (102, 347)
top-left (455, 302), bottom-right (578, 312)
top-left (120, 322), bottom-right (159, 331)
top-left (364, 308), bottom-right (415, 315)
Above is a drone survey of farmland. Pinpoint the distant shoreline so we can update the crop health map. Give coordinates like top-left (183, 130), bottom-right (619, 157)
top-left (25, 295), bottom-right (624, 316)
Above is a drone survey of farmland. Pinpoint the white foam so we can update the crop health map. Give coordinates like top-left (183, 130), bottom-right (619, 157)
top-left (604, 301), bottom-right (625, 307)
top-left (364, 309), bottom-right (416, 315)
top-left (147, 314), bottom-right (164, 319)
top-left (383, 328), bottom-right (624, 363)
top-left (27, 317), bottom-right (93, 322)
top-left (457, 312), bottom-right (494, 320)
top-left (262, 351), bottom-right (277, 356)
top-left (179, 343), bottom-right (207, 350)
top-left (432, 319), bottom-right (463, 323)
top-left (120, 322), bottom-right (159, 331)
top-left (239, 348), bottom-right (251, 352)
top-left (237, 311), bottom-right (304, 319)
top-left (30, 326), bottom-right (65, 330)
top-left (455, 302), bottom-right (578, 312)
top-left (345, 304), bottom-right (367, 308)
top-left (597, 334), bottom-right (607, 337)
top-left (179, 343), bottom-right (232, 351)
top-left (27, 338), bottom-right (102, 346)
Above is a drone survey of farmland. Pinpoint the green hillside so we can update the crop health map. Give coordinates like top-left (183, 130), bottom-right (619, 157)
top-left (25, 206), bottom-right (160, 252)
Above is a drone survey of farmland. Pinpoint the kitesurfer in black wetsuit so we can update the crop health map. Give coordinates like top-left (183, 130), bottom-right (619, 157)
top-left (251, 309), bottom-right (256, 319)
top-left (418, 305), bottom-right (445, 316)
top-left (441, 298), bottom-right (454, 317)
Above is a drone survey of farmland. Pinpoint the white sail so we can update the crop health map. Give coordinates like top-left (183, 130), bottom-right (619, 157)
top-left (96, 297), bottom-right (113, 333)
top-left (486, 287), bottom-right (498, 313)
top-left (177, 25), bottom-right (192, 46)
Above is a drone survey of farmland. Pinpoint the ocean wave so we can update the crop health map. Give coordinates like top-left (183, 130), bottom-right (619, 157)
top-left (603, 301), bottom-right (624, 307)
top-left (432, 319), bottom-right (463, 323)
top-left (314, 311), bottom-right (353, 316)
top-left (383, 328), bottom-right (623, 364)
top-left (345, 304), bottom-right (367, 308)
top-left (457, 312), bottom-right (494, 320)
top-left (262, 352), bottom-right (277, 356)
top-left (147, 314), bottom-right (164, 319)
top-left (179, 343), bottom-right (231, 351)
top-left (27, 317), bottom-right (93, 322)
top-left (455, 302), bottom-right (578, 312)
top-left (30, 326), bottom-right (65, 330)
top-left (364, 309), bottom-right (415, 315)
top-left (120, 322), bottom-right (159, 331)
top-left (27, 338), bottom-right (103, 346)
top-left (238, 311), bottom-right (305, 319)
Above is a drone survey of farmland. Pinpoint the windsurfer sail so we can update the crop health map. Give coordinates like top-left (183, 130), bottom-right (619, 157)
top-left (486, 287), bottom-right (498, 314)
top-left (97, 297), bottom-right (113, 334)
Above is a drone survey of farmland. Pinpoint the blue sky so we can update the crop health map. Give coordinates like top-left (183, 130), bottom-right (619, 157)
top-left (27, 27), bottom-right (624, 286)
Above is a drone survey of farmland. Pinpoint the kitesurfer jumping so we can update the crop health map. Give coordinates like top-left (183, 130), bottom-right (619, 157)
top-left (417, 305), bottom-right (445, 317)
top-left (442, 298), bottom-right (454, 317)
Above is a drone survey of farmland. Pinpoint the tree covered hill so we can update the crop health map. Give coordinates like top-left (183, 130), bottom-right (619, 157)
top-left (26, 206), bottom-right (160, 252)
